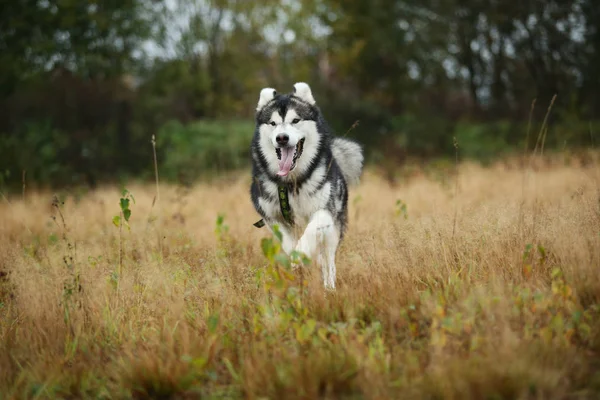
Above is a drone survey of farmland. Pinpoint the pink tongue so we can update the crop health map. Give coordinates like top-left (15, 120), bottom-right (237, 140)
top-left (277, 147), bottom-right (294, 176)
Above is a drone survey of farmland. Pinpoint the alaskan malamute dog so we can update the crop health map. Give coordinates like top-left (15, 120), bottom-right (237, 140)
top-left (250, 82), bottom-right (364, 289)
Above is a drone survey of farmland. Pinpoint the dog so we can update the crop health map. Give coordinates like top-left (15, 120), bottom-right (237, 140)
top-left (250, 82), bottom-right (364, 289)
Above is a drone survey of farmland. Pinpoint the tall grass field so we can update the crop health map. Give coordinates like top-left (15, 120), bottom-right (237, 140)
top-left (1, 152), bottom-right (599, 399)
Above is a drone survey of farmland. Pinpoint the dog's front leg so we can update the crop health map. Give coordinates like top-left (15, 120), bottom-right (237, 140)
top-left (295, 210), bottom-right (340, 289)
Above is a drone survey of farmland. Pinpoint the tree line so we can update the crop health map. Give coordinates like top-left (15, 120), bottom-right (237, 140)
top-left (1, 0), bottom-right (598, 188)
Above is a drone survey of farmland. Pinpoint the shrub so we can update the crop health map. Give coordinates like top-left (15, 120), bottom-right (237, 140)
top-left (0, 121), bottom-right (73, 189)
top-left (156, 119), bottom-right (254, 183)
top-left (453, 121), bottom-right (515, 162)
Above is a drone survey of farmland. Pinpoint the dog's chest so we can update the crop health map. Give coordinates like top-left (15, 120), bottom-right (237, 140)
top-left (287, 182), bottom-right (331, 224)
top-left (257, 177), bottom-right (331, 226)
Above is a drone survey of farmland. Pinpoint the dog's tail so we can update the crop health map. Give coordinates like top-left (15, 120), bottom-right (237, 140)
top-left (332, 137), bottom-right (364, 186)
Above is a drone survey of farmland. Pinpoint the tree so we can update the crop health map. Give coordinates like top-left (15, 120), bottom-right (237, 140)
top-left (0, 0), bottom-right (161, 95)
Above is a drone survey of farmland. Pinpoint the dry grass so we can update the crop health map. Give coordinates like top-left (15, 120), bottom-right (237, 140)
top-left (1, 153), bottom-right (600, 399)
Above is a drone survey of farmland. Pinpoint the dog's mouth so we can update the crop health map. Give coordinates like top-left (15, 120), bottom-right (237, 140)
top-left (275, 138), bottom-right (305, 177)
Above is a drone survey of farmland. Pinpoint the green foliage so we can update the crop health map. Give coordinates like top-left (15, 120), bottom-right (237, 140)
top-left (395, 199), bottom-right (408, 219)
top-left (454, 121), bottom-right (515, 162)
top-left (0, 0), bottom-right (159, 92)
top-left (112, 188), bottom-right (135, 290)
top-left (0, 121), bottom-right (72, 186)
top-left (388, 114), bottom-right (456, 158)
top-left (215, 214), bottom-right (229, 239)
top-left (112, 189), bottom-right (135, 230)
top-left (156, 119), bottom-right (254, 182)
top-left (214, 213), bottom-right (231, 258)
top-left (1, 115), bottom-right (596, 192)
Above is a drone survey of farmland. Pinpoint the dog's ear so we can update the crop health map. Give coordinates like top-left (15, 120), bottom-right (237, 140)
top-left (293, 82), bottom-right (316, 105)
top-left (257, 88), bottom-right (277, 111)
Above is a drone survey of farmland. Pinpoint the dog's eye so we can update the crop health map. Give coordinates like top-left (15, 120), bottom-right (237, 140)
top-left (269, 121), bottom-right (276, 126)
top-left (291, 118), bottom-right (301, 124)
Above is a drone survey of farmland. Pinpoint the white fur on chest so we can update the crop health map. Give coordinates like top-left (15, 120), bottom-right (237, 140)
top-left (288, 181), bottom-right (331, 226)
top-left (257, 175), bottom-right (331, 229)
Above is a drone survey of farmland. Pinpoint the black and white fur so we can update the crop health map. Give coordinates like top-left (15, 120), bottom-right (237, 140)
top-left (250, 82), bottom-right (364, 289)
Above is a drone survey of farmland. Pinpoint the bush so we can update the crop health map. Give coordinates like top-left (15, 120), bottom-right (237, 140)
top-left (389, 114), bottom-right (456, 157)
top-left (453, 121), bottom-right (516, 162)
top-left (156, 119), bottom-right (254, 183)
top-left (0, 121), bottom-right (74, 190)
top-left (0, 115), bottom-right (596, 192)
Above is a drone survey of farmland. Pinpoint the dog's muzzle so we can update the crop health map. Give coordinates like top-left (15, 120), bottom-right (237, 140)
top-left (276, 138), bottom-right (305, 176)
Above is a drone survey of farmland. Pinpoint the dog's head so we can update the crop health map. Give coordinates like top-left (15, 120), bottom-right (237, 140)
top-left (254, 82), bottom-right (324, 178)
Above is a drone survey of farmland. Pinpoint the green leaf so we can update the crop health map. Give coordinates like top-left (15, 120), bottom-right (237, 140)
top-left (123, 209), bottom-right (131, 222)
top-left (112, 215), bottom-right (121, 227)
top-left (120, 198), bottom-right (130, 212)
top-left (304, 319), bottom-right (317, 337)
top-left (551, 268), bottom-right (562, 280)
top-left (523, 243), bottom-right (533, 260)
top-left (290, 250), bottom-right (301, 260)
top-left (274, 253), bottom-right (291, 268)
top-left (261, 238), bottom-right (275, 259)
top-left (290, 250), bottom-right (311, 266)
top-left (191, 357), bottom-right (207, 370)
top-left (301, 254), bottom-right (311, 266)
top-left (273, 224), bottom-right (283, 242)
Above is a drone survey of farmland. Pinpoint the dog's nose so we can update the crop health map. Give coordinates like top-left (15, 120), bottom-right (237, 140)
top-left (276, 134), bottom-right (289, 146)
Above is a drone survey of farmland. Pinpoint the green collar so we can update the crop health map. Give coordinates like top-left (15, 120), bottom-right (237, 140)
top-left (277, 183), bottom-right (294, 224)
top-left (253, 183), bottom-right (294, 228)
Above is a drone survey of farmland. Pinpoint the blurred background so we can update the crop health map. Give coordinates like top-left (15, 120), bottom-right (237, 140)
top-left (1, 0), bottom-right (598, 190)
